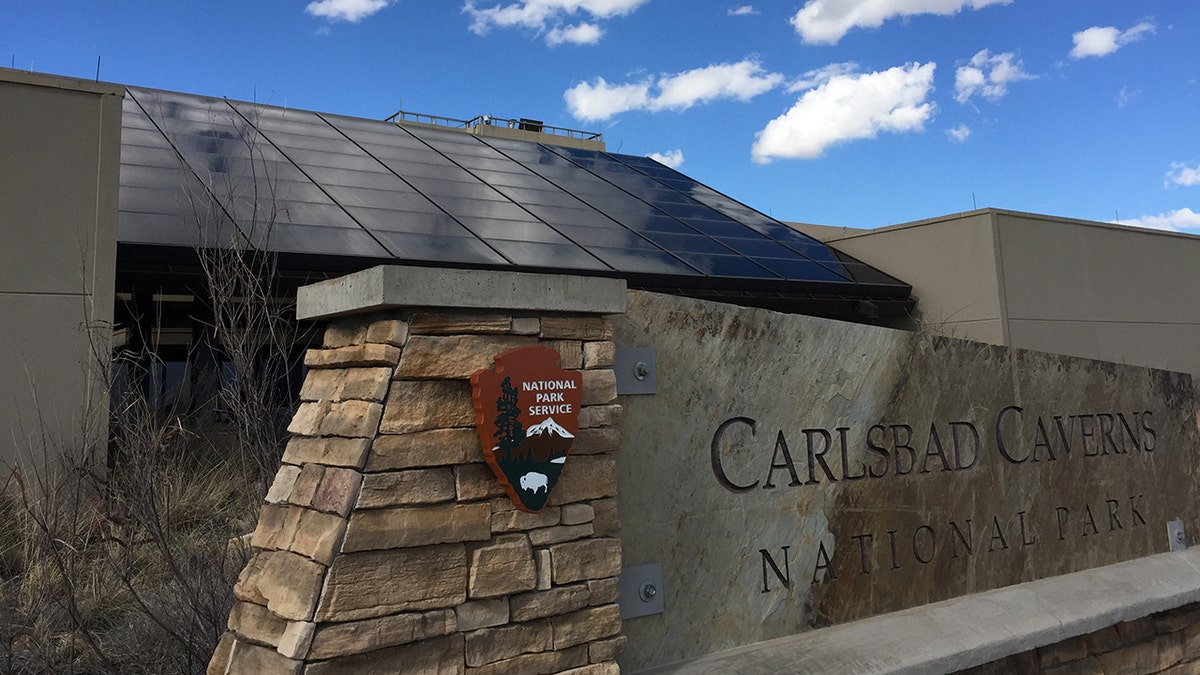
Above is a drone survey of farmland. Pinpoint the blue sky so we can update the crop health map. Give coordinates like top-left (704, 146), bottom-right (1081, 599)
top-left (5, 0), bottom-right (1199, 231)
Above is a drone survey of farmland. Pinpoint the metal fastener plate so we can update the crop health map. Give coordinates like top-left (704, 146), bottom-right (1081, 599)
top-left (615, 347), bottom-right (656, 395)
top-left (619, 562), bottom-right (665, 619)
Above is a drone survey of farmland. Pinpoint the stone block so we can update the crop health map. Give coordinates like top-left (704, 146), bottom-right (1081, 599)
top-left (250, 504), bottom-right (292, 547)
top-left (1155, 606), bottom-right (1200, 634)
top-left (587, 577), bottom-right (620, 606)
top-left (234, 551), bottom-right (325, 621)
top-left (1087, 626), bottom-right (1123, 654)
top-left (266, 465), bottom-right (302, 504)
top-left (464, 619), bottom-right (553, 666)
top-left (252, 507), bottom-right (347, 567)
top-left (286, 510), bottom-right (348, 566)
top-left (468, 534), bottom-right (537, 599)
top-left (307, 609), bottom-right (455, 660)
top-left (491, 506), bottom-right (561, 533)
top-left (536, 548), bottom-right (552, 591)
top-left (1158, 632), bottom-right (1184, 671)
top-left (509, 583), bottom-right (590, 622)
top-left (550, 456), bottom-right (617, 505)
top-left (578, 404), bottom-right (622, 429)
top-left (304, 344), bottom-right (401, 369)
top-left (553, 604), bottom-right (622, 649)
top-left (316, 545), bottom-right (468, 621)
top-left (323, 321), bottom-right (368, 348)
top-left (455, 598), bottom-right (509, 632)
top-left (282, 437), bottom-right (371, 469)
top-left (528, 523), bottom-right (594, 546)
top-left (1181, 621), bottom-right (1200, 661)
top-left (560, 664), bottom-right (619, 675)
top-left (343, 502), bottom-right (491, 552)
top-left (318, 400), bottom-right (383, 438)
top-left (590, 498), bottom-right (621, 536)
top-left (410, 313), bottom-right (512, 335)
top-left (369, 428), bottom-right (479, 470)
top-left (337, 368), bottom-right (394, 402)
top-left (456, 463), bottom-right (507, 501)
top-left (358, 468), bottom-right (456, 508)
top-left (540, 317), bottom-right (612, 340)
top-left (464, 645), bottom-right (587, 675)
top-left (581, 370), bottom-right (617, 406)
top-left (1094, 640), bottom-right (1160, 675)
top-left (560, 503), bottom-right (594, 526)
top-left (312, 467), bottom-right (363, 517)
top-left (276, 621), bottom-right (315, 660)
top-left (1117, 617), bottom-right (1156, 644)
top-left (305, 634), bottom-right (464, 675)
top-left (365, 318), bottom-right (408, 346)
top-left (288, 464), bottom-right (324, 506)
top-left (207, 631), bottom-right (235, 675)
top-left (589, 635), bottom-right (627, 663)
top-left (299, 369), bottom-right (344, 402)
top-left (582, 341), bottom-right (616, 369)
top-left (228, 600), bottom-right (287, 647)
top-left (542, 339), bottom-right (583, 369)
top-left (573, 428), bottom-right (621, 455)
top-left (287, 401), bottom-right (330, 436)
top-left (380, 380), bottom-right (474, 434)
top-left (511, 317), bottom-right (541, 335)
top-left (397, 335), bottom-right (537, 380)
top-left (301, 368), bottom-right (393, 403)
top-left (227, 641), bottom-right (303, 675)
top-left (550, 538), bottom-right (622, 585)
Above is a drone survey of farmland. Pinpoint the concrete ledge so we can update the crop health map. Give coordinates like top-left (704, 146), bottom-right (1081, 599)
top-left (297, 265), bottom-right (627, 320)
top-left (641, 548), bottom-right (1200, 674)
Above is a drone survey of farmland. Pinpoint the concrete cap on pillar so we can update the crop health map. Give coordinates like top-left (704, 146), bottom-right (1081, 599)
top-left (296, 265), bottom-right (627, 320)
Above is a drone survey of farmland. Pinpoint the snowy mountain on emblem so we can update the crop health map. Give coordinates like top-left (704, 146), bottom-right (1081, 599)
top-left (526, 417), bottom-right (574, 439)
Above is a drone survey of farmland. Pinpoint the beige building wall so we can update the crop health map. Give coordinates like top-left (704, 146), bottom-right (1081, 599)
top-left (795, 211), bottom-right (1007, 344)
top-left (0, 69), bottom-right (123, 468)
top-left (798, 208), bottom-right (1200, 376)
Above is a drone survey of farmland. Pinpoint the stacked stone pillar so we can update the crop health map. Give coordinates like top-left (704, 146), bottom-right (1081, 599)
top-left (208, 267), bottom-right (627, 674)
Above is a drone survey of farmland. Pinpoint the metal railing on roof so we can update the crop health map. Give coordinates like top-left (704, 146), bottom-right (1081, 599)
top-left (386, 109), bottom-right (603, 142)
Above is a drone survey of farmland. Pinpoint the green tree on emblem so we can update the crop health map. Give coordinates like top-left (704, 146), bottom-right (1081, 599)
top-left (493, 376), bottom-right (525, 459)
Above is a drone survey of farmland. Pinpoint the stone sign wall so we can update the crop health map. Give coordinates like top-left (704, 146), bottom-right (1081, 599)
top-left (613, 290), bottom-right (1200, 671)
top-left (209, 310), bottom-right (626, 674)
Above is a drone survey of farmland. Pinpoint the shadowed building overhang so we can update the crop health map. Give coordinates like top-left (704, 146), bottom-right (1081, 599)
top-left (116, 85), bottom-right (913, 322)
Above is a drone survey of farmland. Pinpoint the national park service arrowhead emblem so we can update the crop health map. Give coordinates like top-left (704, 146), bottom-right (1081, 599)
top-left (471, 346), bottom-right (583, 512)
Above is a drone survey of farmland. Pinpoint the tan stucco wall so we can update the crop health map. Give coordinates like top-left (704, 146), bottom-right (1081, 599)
top-left (812, 211), bottom-right (1006, 344)
top-left (800, 209), bottom-right (1200, 376)
top-left (995, 212), bottom-right (1200, 375)
top-left (0, 69), bottom-right (123, 468)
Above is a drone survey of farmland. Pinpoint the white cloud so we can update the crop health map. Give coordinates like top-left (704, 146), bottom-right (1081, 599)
top-left (1167, 163), bottom-right (1200, 188)
top-left (954, 50), bottom-right (1034, 104)
top-left (465, 0), bottom-right (648, 44)
top-left (564, 78), bottom-right (651, 120)
top-left (947, 124), bottom-right (971, 142)
top-left (306, 0), bottom-right (391, 22)
top-left (565, 60), bottom-right (784, 121)
top-left (1120, 208), bottom-right (1200, 233)
top-left (787, 61), bottom-right (859, 92)
top-left (751, 62), bottom-right (937, 162)
top-left (547, 22), bottom-right (603, 45)
top-left (728, 5), bottom-right (758, 16)
top-left (651, 61), bottom-right (784, 111)
top-left (1070, 22), bottom-right (1155, 59)
top-left (648, 149), bottom-right (684, 168)
top-left (789, 0), bottom-right (1011, 45)
top-left (1116, 85), bottom-right (1139, 108)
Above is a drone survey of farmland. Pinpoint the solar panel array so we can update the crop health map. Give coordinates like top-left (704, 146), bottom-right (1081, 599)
top-left (118, 86), bottom-right (912, 309)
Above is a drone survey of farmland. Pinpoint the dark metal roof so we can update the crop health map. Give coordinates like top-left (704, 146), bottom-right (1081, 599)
top-left (117, 86), bottom-right (913, 320)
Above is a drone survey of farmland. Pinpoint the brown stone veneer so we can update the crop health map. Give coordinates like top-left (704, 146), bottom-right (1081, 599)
top-left (208, 313), bottom-right (625, 675)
